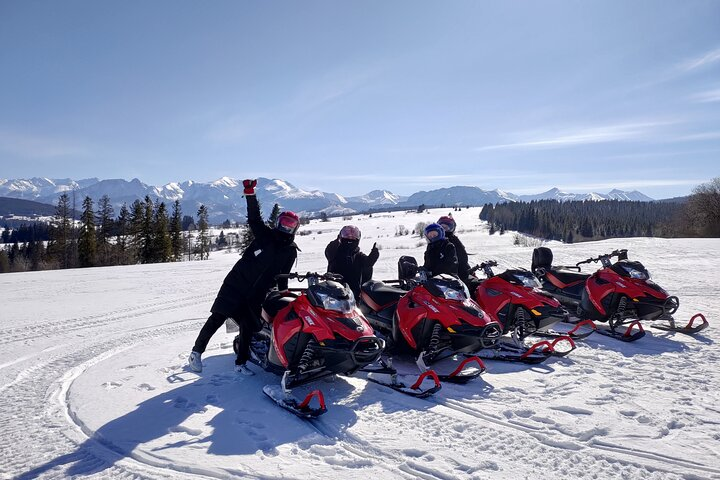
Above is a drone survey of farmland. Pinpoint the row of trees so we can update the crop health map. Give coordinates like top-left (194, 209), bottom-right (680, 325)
top-left (480, 200), bottom-right (684, 243)
top-left (479, 178), bottom-right (720, 242)
top-left (0, 194), bottom-right (214, 273)
top-left (0, 193), bottom-right (292, 274)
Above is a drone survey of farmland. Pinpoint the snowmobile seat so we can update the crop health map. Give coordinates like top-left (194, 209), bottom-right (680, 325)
top-left (361, 280), bottom-right (406, 311)
top-left (262, 291), bottom-right (298, 321)
top-left (531, 247), bottom-right (553, 275)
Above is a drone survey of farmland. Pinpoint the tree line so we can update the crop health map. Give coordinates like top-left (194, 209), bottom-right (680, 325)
top-left (0, 192), bottom-right (297, 274)
top-left (0, 194), bottom-right (216, 273)
top-left (479, 178), bottom-right (720, 242)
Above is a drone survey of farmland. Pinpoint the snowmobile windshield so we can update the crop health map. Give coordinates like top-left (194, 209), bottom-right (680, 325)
top-left (513, 272), bottom-right (542, 289)
top-left (314, 290), bottom-right (356, 314)
top-left (620, 264), bottom-right (649, 280)
top-left (309, 282), bottom-right (357, 314)
top-left (430, 277), bottom-right (470, 301)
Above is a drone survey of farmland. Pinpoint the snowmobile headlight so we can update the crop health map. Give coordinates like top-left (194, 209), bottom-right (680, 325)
top-left (513, 273), bottom-right (542, 288)
top-left (621, 265), bottom-right (648, 280)
top-left (436, 283), bottom-right (467, 301)
top-left (314, 291), bottom-right (356, 314)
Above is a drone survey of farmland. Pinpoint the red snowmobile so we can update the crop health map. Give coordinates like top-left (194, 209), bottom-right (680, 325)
top-left (531, 247), bottom-right (708, 342)
top-left (359, 256), bottom-right (500, 379)
top-left (247, 272), bottom-right (440, 418)
top-left (469, 260), bottom-right (590, 357)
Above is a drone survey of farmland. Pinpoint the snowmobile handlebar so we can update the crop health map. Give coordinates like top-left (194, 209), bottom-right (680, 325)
top-left (275, 272), bottom-right (345, 283)
top-left (576, 249), bottom-right (629, 268)
top-left (470, 260), bottom-right (498, 278)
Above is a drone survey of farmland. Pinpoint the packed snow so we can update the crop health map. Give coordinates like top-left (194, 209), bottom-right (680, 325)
top-left (1, 207), bottom-right (718, 479)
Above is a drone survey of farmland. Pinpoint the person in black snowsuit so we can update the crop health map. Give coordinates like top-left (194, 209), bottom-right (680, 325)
top-left (188, 179), bottom-right (299, 373)
top-left (422, 223), bottom-right (458, 277)
top-left (437, 215), bottom-right (471, 283)
top-left (325, 225), bottom-right (379, 299)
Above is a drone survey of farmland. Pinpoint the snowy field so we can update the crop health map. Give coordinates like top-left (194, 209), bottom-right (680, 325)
top-left (1, 207), bottom-right (719, 480)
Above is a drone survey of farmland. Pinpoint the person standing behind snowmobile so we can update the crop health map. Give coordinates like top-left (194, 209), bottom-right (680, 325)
top-left (325, 225), bottom-right (379, 299)
top-left (437, 215), bottom-right (471, 283)
top-left (188, 179), bottom-right (299, 374)
top-left (422, 223), bottom-right (458, 277)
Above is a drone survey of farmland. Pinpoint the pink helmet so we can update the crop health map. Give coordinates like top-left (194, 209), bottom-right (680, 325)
top-left (339, 225), bottom-right (361, 241)
top-left (437, 215), bottom-right (456, 233)
top-left (276, 211), bottom-right (300, 235)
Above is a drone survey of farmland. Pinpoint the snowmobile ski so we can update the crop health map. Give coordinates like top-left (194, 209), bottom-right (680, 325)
top-left (651, 313), bottom-right (709, 335)
top-left (593, 320), bottom-right (646, 342)
top-left (416, 354), bottom-right (487, 384)
top-left (361, 359), bottom-right (442, 397)
top-left (474, 336), bottom-right (574, 364)
top-left (262, 384), bottom-right (327, 419)
top-left (535, 319), bottom-right (597, 340)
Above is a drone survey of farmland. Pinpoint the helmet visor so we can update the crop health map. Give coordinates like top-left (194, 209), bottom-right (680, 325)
top-left (277, 215), bottom-right (299, 234)
top-left (425, 229), bottom-right (440, 241)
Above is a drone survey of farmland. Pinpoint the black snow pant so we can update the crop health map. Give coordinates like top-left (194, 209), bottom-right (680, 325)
top-left (192, 304), bottom-right (259, 365)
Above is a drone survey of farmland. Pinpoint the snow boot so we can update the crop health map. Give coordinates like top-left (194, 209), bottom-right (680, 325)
top-left (235, 363), bottom-right (255, 375)
top-left (188, 351), bottom-right (203, 372)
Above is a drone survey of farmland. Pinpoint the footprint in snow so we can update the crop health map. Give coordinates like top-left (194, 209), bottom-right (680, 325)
top-left (401, 448), bottom-right (426, 458)
top-left (136, 383), bottom-right (156, 391)
top-left (102, 381), bottom-right (123, 390)
top-left (122, 363), bottom-right (148, 371)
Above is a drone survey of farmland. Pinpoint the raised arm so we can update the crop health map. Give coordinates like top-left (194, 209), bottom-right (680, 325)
top-left (243, 179), bottom-right (271, 240)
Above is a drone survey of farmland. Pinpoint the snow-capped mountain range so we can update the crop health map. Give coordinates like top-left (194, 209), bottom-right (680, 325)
top-left (0, 177), bottom-right (653, 222)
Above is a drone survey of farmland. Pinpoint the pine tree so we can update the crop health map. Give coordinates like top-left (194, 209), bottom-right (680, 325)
top-left (216, 230), bottom-right (227, 249)
top-left (196, 205), bottom-right (210, 260)
top-left (139, 196), bottom-right (154, 263)
top-left (267, 203), bottom-right (281, 228)
top-left (51, 193), bottom-right (73, 269)
top-left (96, 195), bottom-right (114, 266)
top-left (116, 203), bottom-right (131, 264)
top-left (0, 250), bottom-right (9, 273)
top-left (170, 200), bottom-right (183, 261)
top-left (152, 202), bottom-right (172, 262)
top-left (129, 199), bottom-right (145, 263)
top-left (78, 196), bottom-right (97, 267)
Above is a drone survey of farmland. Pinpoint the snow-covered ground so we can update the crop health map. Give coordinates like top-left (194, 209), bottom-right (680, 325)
top-left (1, 207), bottom-right (718, 479)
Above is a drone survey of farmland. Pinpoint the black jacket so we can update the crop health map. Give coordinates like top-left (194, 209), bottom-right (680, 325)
top-left (446, 233), bottom-right (470, 281)
top-left (423, 239), bottom-right (458, 277)
top-left (211, 194), bottom-right (298, 321)
top-left (325, 239), bottom-right (379, 298)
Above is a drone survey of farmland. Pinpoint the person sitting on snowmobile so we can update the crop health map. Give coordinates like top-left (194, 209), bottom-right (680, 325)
top-left (325, 225), bottom-right (379, 299)
top-left (188, 179), bottom-right (300, 374)
top-left (437, 215), bottom-right (471, 283)
top-left (422, 223), bottom-right (458, 277)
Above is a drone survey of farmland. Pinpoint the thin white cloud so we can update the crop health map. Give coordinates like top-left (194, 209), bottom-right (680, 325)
top-left (674, 131), bottom-right (720, 142)
top-left (678, 47), bottom-right (720, 73)
top-left (204, 115), bottom-right (253, 143)
top-left (291, 64), bottom-right (380, 114)
top-left (475, 122), bottom-right (668, 152)
top-left (690, 88), bottom-right (720, 103)
top-left (0, 130), bottom-right (92, 158)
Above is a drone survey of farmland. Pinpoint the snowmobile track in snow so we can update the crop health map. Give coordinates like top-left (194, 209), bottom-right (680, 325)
top-left (0, 292), bottom-right (214, 347)
top-left (0, 318), bottom-right (216, 480)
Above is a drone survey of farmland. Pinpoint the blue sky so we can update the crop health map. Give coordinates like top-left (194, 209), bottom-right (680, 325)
top-left (0, 1), bottom-right (718, 199)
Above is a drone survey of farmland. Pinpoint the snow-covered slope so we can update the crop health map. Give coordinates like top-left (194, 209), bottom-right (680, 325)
top-left (1, 207), bottom-right (717, 479)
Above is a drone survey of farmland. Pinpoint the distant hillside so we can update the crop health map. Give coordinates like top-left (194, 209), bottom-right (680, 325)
top-left (0, 197), bottom-right (59, 218)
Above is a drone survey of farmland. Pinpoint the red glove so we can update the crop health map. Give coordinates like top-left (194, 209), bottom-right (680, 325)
top-left (243, 179), bottom-right (257, 195)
